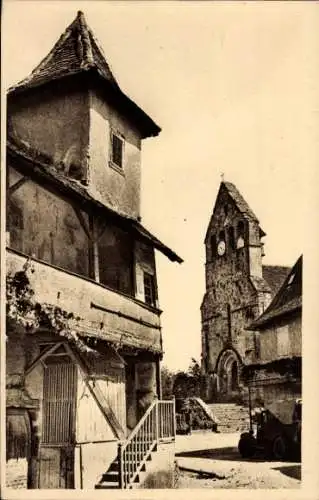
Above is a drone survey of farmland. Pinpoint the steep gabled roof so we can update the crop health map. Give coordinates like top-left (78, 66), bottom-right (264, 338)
top-left (8, 11), bottom-right (160, 139)
top-left (222, 181), bottom-right (259, 222)
top-left (205, 181), bottom-right (265, 242)
top-left (262, 265), bottom-right (290, 296)
top-left (249, 255), bottom-right (302, 329)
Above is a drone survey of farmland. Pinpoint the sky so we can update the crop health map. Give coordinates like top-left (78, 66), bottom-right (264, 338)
top-left (2, 1), bottom-right (318, 371)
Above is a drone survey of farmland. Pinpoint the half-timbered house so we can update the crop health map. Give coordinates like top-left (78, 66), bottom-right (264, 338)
top-left (6, 11), bottom-right (181, 490)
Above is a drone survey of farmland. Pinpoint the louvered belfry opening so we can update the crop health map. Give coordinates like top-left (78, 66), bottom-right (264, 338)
top-left (42, 348), bottom-right (77, 445)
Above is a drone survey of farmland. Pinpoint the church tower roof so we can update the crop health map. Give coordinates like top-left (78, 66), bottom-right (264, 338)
top-left (221, 181), bottom-right (259, 222)
top-left (8, 11), bottom-right (160, 139)
top-left (205, 180), bottom-right (266, 243)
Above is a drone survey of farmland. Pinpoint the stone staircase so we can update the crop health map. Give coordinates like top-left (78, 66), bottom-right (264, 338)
top-left (208, 403), bottom-right (250, 433)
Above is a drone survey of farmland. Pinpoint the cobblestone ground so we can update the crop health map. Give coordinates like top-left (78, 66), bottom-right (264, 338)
top-left (175, 431), bottom-right (301, 489)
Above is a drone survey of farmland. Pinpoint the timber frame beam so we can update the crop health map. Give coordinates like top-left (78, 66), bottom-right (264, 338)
top-left (8, 176), bottom-right (30, 196)
top-left (25, 342), bottom-right (63, 375)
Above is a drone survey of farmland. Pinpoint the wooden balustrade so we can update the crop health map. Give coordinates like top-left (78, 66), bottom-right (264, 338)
top-left (118, 399), bottom-right (175, 488)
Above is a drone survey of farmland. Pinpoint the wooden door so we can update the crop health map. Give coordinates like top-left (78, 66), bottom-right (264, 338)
top-left (39, 357), bottom-right (77, 488)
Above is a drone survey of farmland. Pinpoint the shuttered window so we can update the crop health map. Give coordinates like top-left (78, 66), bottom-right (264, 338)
top-left (277, 325), bottom-right (290, 357)
top-left (42, 362), bottom-right (77, 444)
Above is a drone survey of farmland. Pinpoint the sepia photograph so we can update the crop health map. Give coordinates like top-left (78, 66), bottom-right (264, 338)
top-left (1, 0), bottom-right (318, 496)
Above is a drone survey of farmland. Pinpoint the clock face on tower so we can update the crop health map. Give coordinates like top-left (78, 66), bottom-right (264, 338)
top-left (217, 240), bottom-right (226, 256)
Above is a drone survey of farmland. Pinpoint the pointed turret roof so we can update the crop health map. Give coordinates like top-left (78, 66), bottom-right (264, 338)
top-left (9, 11), bottom-right (118, 92)
top-left (8, 11), bottom-right (160, 138)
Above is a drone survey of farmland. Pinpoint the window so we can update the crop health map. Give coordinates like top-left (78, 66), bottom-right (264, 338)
top-left (219, 229), bottom-right (225, 241)
top-left (236, 220), bottom-right (245, 249)
top-left (287, 273), bottom-right (295, 286)
top-left (7, 198), bottom-right (24, 251)
top-left (98, 223), bottom-right (133, 296)
top-left (245, 306), bottom-right (255, 320)
top-left (228, 226), bottom-right (235, 250)
top-left (143, 272), bottom-right (156, 307)
top-left (277, 325), bottom-right (290, 357)
top-left (111, 132), bottom-right (124, 169)
top-left (210, 234), bottom-right (217, 260)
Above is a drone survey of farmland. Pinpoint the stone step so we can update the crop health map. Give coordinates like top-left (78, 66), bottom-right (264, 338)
top-left (96, 446), bottom-right (155, 489)
top-left (208, 403), bottom-right (250, 433)
top-left (101, 470), bottom-right (119, 483)
top-left (95, 483), bottom-right (119, 489)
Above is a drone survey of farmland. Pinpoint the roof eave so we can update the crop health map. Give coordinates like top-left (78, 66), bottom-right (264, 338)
top-left (7, 140), bottom-right (181, 264)
top-left (132, 221), bottom-right (183, 263)
top-left (93, 69), bottom-right (161, 138)
top-left (8, 67), bottom-right (161, 140)
top-left (248, 303), bottom-right (302, 331)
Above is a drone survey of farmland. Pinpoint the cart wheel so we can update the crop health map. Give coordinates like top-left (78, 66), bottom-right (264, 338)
top-left (272, 435), bottom-right (286, 460)
top-left (238, 433), bottom-right (256, 458)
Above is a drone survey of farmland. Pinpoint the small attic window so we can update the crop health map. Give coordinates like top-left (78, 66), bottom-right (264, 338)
top-left (287, 273), bottom-right (295, 286)
top-left (111, 132), bottom-right (124, 169)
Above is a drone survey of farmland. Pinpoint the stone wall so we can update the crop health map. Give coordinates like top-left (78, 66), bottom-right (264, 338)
top-left (201, 184), bottom-right (269, 401)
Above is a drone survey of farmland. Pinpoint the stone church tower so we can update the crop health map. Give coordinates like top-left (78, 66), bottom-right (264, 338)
top-left (201, 181), bottom-right (289, 402)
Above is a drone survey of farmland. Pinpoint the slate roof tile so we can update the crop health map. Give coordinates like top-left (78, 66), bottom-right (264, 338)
top-left (250, 255), bottom-right (302, 329)
top-left (9, 11), bottom-right (117, 92)
top-left (222, 181), bottom-right (259, 221)
top-left (262, 265), bottom-right (290, 295)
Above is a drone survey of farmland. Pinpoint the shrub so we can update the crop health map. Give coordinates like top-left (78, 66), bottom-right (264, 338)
top-left (142, 470), bottom-right (174, 489)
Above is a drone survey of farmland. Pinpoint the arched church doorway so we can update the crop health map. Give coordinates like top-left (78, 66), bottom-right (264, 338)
top-left (216, 349), bottom-right (242, 399)
top-left (230, 360), bottom-right (239, 391)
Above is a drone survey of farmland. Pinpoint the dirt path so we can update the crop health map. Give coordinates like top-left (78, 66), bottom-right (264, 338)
top-left (175, 431), bottom-right (301, 489)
